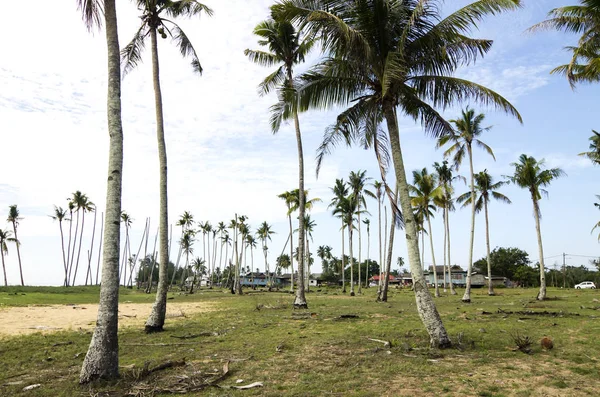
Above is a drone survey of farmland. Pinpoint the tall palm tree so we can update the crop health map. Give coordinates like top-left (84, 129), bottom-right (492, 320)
top-left (79, 0), bottom-right (124, 383)
top-left (50, 206), bottom-right (69, 287)
top-left (433, 160), bottom-right (464, 295)
top-left (256, 221), bottom-right (275, 287)
top-left (506, 155), bottom-right (565, 300)
top-left (438, 107), bottom-right (496, 302)
top-left (0, 229), bottom-right (17, 286)
top-left (579, 130), bottom-right (600, 165)
top-left (348, 170), bottom-right (374, 294)
top-left (119, 212), bottom-right (133, 286)
top-left (66, 200), bottom-right (75, 287)
top-left (246, 17), bottom-right (315, 309)
top-left (121, 0), bottom-right (212, 333)
top-left (274, 0), bottom-right (522, 347)
top-left (372, 181), bottom-right (384, 292)
top-left (410, 168), bottom-right (443, 297)
top-left (457, 170), bottom-right (511, 296)
top-left (529, 1), bottom-right (600, 88)
top-left (189, 257), bottom-right (204, 294)
top-left (71, 194), bottom-right (95, 286)
top-left (245, 234), bottom-right (258, 283)
top-left (363, 218), bottom-right (370, 288)
top-left (179, 230), bottom-right (195, 288)
top-left (329, 178), bottom-right (349, 292)
top-left (7, 205), bottom-right (24, 286)
top-left (170, 211), bottom-right (194, 287)
top-left (278, 190), bottom-right (297, 292)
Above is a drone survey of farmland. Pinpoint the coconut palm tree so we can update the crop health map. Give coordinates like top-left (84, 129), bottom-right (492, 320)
top-left (66, 200), bottom-right (75, 287)
top-left (529, 1), bottom-right (600, 88)
top-left (410, 168), bottom-right (443, 297)
top-left (579, 130), bottom-right (600, 165)
top-left (329, 178), bottom-right (350, 292)
top-left (433, 160), bottom-right (464, 295)
top-left (278, 190), bottom-right (297, 292)
top-left (170, 211), bottom-right (194, 287)
top-left (189, 257), bottom-right (204, 294)
top-left (256, 221), bottom-right (276, 287)
top-left (78, 0), bottom-right (124, 383)
top-left (438, 107), bottom-right (496, 302)
top-left (50, 206), bottom-right (69, 287)
top-left (506, 155), bottom-right (565, 300)
top-left (6, 205), bottom-right (24, 286)
top-left (348, 170), bottom-right (375, 294)
top-left (363, 218), bottom-right (371, 288)
top-left (119, 211), bottom-right (133, 286)
top-left (0, 229), bottom-right (17, 286)
top-left (179, 230), bottom-right (195, 289)
top-left (245, 234), bottom-right (258, 282)
top-left (70, 193), bottom-right (95, 286)
top-left (457, 170), bottom-right (511, 295)
top-left (372, 181), bottom-right (384, 292)
top-left (274, 0), bottom-right (522, 347)
top-left (121, 0), bottom-right (212, 333)
top-left (246, 17), bottom-right (315, 309)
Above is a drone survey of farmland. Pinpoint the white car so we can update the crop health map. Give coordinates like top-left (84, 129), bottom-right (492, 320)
top-left (575, 281), bottom-right (596, 289)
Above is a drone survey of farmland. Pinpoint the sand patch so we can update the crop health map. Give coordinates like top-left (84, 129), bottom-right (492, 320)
top-left (0, 301), bottom-right (217, 337)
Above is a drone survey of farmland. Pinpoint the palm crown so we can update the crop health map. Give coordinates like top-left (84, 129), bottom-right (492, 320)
top-left (506, 154), bottom-right (566, 209)
top-left (457, 170), bottom-right (511, 211)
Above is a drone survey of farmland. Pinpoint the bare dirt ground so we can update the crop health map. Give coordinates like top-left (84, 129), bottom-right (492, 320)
top-left (0, 302), bottom-right (217, 337)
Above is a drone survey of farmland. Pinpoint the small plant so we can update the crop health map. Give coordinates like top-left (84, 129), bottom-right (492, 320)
top-left (510, 331), bottom-right (533, 354)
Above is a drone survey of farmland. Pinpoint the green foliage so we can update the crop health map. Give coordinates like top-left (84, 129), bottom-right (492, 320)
top-left (473, 247), bottom-right (530, 280)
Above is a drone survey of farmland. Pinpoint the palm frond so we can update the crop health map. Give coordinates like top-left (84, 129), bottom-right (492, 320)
top-left (165, 1), bottom-right (214, 19)
top-left (77, 0), bottom-right (103, 31)
top-left (244, 49), bottom-right (280, 68)
top-left (121, 24), bottom-right (149, 76)
top-left (170, 23), bottom-right (203, 74)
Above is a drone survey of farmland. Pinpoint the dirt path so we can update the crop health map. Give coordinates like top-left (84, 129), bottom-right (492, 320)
top-left (0, 302), bottom-right (217, 337)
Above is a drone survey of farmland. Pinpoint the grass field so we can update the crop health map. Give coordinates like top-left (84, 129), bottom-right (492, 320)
top-left (1, 286), bottom-right (600, 396)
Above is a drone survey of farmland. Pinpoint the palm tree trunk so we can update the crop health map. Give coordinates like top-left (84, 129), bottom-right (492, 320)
top-left (533, 197), bottom-right (547, 300)
top-left (379, 184), bottom-right (398, 302)
top-left (73, 210), bottom-right (86, 286)
top-left (292, 107), bottom-right (307, 309)
top-left (378, 197), bottom-right (382, 290)
top-left (96, 212), bottom-right (104, 285)
top-left (384, 104), bottom-right (451, 348)
top-left (59, 220), bottom-right (68, 287)
top-left (80, 0), bottom-right (123, 381)
top-left (377, 205), bottom-right (387, 297)
top-left (288, 212), bottom-right (294, 293)
top-left (349, 224), bottom-right (355, 296)
top-left (341, 219), bottom-right (346, 293)
top-left (426, 215), bottom-right (440, 297)
top-left (446, 204), bottom-right (456, 295)
top-left (85, 210), bottom-right (98, 286)
top-left (442, 207), bottom-right (447, 293)
top-left (484, 198), bottom-right (494, 296)
top-left (1, 250), bottom-right (7, 286)
top-left (357, 212), bottom-right (362, 294)
top-left (146, 228), bottom-right (159, 293)
top-left (66, 209), bottom-right (73, 286)
top-left (69, 210), bottom-right (80, 285)
top-left (421, 229), bottom-right (425, 271)
top-left (463, 145), bottom-right (476, 303)
top-left (146, 27), bottom-right (170, 332)
top-left (365, 226), bottom-right (370, 288)
top-left (306, 237), bottom-right (310, 292)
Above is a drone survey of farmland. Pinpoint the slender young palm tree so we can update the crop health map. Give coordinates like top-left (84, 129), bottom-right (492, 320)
top-left (246, 17), bottom-right (315, 309)
top-left (438, 107), bottom-right (496, 302)
top-left (329, 179), bottom-right (350, 292)
top-left (363, 218), bottom-right (370, 288)
top-left (78, 0), bottom-right (125, 383)
top-left (7, 205), bottom-right (24, 286)
top-left (506, 155), bottom-right (565, 300)
top-left (579, 130), bottom-right (600, 165)
top-left (50, 206), bottom-right (69, 287)
top-left (170, 211), bottom-right (193, 287)
top-left (410, 168), bottom-right (443, 297)
top-left (348, 170), bottom-right (375, 294)
top-left (0, 229), bottom-right (17, 286)
top-left (121, 0), bottom-right (212, 333)
top-left (372, 181), bottom-right (384, 292)
top-left (274, 0), bottom-right (522, 347)
top-left (433, 160), bottom-right (464, 295)
top-left (180, 230), bottom-right (195, 289)
top-left (189, 257), bottom-right (204, 294)
top-left (119, 212), bottom-right (133, 286)
top-left (72, 194), bottom-right (95, 286)
top-left (529, 1), bottom-right (600, 88)
top-left (66, 200), bottom-right (75, 286)
top-left (256, 221), bottom-right (275, 287)
top-left (457, 170), bottom-right (511, 296)
top-left (278, 190), bottom-right (297, 292)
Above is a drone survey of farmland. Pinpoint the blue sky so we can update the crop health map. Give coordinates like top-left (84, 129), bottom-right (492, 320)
top-left (0, 1), bottom-right (597, 286)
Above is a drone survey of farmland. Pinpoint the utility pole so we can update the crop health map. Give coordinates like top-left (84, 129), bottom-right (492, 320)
top-left (563, 253), bottom-right (566, 288)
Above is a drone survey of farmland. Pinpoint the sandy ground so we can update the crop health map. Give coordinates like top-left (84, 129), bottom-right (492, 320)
top-left (0, 302), bottom-right (217, 337)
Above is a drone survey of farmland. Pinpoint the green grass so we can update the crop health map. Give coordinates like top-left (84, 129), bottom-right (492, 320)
top-left (1, 286), bottom-right (600, 396)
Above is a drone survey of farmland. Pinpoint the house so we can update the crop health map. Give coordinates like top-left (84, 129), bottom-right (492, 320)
top-left (369, 274), bottom-right (403, 286)
top-left (240, 272), bottom-right (268, 287)
top-left (424, 266), bottom-right (468, 287)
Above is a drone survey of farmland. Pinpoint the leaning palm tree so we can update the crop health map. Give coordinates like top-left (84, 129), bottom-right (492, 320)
top-left (278, 190), bottom-right (297, 292)
top-left (78, 0), bottom-right (125, 383)
top-left (438, 107), bottom-right (496, 302)
top-left (50, 206), bottom-right (69, 287)
top-left (0, 229), bottom-right (17, 286)
top-left (579, 130), bottom-right (600, 165)
top-left (457, 170), bottom-right (511, 296)
top-left (506, 154), bottom-right (565, 300)
top-left (245, 17), bottom-right (315, 309)
top-left (273, 0), bottom-right (522, 347)
top-left (410, 168), bottom-right (443, 297)
top-left (121, 0), bottom-right (213, 333)
top-left (348, 170), bottom-right (375, 294)
top-left (529, 1), bottom-right (600, 88)
top-left (7, 205), bottom-right (24, 286)
top-left (329, 178), bottom-right (350, 292)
